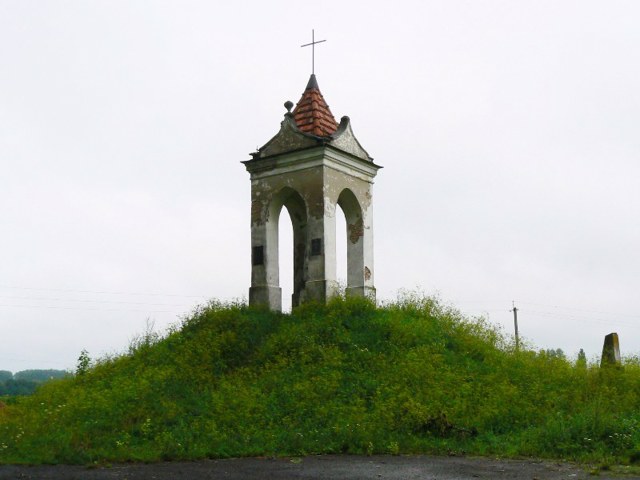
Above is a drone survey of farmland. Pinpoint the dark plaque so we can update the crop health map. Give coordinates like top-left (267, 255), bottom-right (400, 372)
top-left (252, 245), bottom-right (264, 265)
top-left (311, 238), bottom-right (322, 256)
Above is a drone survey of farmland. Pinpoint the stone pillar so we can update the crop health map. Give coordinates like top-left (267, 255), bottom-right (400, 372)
top-left (340, 187), bottom-right (376, 301)
top-left (290, 221), bottom-right (306, 308)
top-left (601, 332), bottom-right (621, 367)
top-left (359, 195), bottom-right (376, 300)
top-left (302, 211), bottom-right (339, 303)
top-left (248, 188), bottom-right (282, 311)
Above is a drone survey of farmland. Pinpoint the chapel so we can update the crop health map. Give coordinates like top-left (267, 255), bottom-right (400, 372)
top-left (242, 74), bottom-right (381, 311)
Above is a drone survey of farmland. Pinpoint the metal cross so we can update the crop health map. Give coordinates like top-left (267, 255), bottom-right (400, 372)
top-left (301, 29), bottom-right (326, 75)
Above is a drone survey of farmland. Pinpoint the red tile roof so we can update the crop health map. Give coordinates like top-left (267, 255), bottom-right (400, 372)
top-left (292, 74), bottom-right (339, 137)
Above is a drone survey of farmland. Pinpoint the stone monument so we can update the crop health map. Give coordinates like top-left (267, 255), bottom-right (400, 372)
top-left (601, 332), bottom-right (621, 367)
top-left (243, 74), bottom-right (382, 311)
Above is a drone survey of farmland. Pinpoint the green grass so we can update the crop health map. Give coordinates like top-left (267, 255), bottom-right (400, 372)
top-left (1, 295), bottom-right (639, 465)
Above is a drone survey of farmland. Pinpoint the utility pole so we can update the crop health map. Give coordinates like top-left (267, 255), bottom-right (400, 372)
top-left (511, 301), bottom-right (520, 351)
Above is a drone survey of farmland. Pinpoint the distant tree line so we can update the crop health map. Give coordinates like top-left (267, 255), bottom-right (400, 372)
top-left (0, 369), bottom-right (68, 396)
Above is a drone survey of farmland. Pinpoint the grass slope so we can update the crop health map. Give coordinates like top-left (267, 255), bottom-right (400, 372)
top-left (1, 296), bottom-right (639, 465)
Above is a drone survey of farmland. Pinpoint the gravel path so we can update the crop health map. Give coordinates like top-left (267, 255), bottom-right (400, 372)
top-left (0, 455), bottom-right (637, 480)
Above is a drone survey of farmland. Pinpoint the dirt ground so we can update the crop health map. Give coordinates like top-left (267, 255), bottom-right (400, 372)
top-left (0, 455), bottom-right (638, 480)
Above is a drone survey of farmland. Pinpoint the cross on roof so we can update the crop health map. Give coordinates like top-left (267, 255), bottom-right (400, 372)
top-left (301, 29), bottom-right (326, 75)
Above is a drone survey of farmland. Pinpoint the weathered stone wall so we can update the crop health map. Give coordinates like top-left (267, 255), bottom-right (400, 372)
top-left (245, 144), bottom-right (379, 310)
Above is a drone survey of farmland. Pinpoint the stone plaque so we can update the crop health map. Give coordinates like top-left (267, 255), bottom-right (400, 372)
top-left (311, 238), bottom-right (322, 256)
top-left (252, 246), bottom-right (264, 266)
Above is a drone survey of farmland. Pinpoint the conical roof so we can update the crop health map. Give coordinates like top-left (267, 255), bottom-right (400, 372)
top-left (292, 74), bottom-right (339, 137)
top-left (247, 74), bottom-right (377, 164)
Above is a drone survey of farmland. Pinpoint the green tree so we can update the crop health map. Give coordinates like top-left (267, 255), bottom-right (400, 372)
top-left (76, 350), bottom-right (91, 376)
top-left (576, 348), bottom-right (587, 368)
top-left (543, 348), bottom-right (566, 360)
top-left (0, 379), bottom-right (37, 396)
top-left (14, 370), bottom-right (67, 382)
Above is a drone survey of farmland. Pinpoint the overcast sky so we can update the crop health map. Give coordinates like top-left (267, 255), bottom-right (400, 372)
top-left (1, 1), bottom-right (639, 373)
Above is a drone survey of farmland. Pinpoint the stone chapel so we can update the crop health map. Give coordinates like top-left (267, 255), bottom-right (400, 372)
top-left (243, 74), bottom-right (382, 311)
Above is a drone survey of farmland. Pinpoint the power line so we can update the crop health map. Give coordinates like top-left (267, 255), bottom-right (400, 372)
top-left (523, 309), bottom-right (640, 329)
top-left (0, 285), bottom-right (209, 299)
top-left (517, 300), bottom-right (639, 320)
top-left (451, 298), bottom-right (640, 322)
top-left (0, 303), bottom-right (177, 314)
top-left (0, 294), bottom-right (192, 308)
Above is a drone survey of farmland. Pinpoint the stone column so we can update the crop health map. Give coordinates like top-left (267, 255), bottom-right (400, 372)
top-left (601, 332), bottom-right (621, 367)
top-left (343, 187), bottom-right (375, 301)
top-left (248, 192), bottom-right (282, 311)
top-left (302, 200), bottom-right (339, 304)
top-left (360, 197), bottom-right (376, 300)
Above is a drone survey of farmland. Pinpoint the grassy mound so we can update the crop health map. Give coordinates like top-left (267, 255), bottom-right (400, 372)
top-left (1, 295), bottom-right (639, 465)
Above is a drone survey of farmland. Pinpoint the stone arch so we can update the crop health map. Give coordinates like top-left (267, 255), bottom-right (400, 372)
top-left (336, 188), bottom-right (365, 296)
top-left (266, 187), bottom-right (308, 309)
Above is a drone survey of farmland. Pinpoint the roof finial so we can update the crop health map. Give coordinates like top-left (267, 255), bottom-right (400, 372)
top-left (301, 29), bottom-right (326, 75)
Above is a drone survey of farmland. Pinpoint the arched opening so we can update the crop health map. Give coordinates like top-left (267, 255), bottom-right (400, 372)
top-left (278, 208), bottom-right (294, 312)
top-left (335, 205), bottom-right (348, 294)
top-left (337, 188), bottom-right (365, 296)
top-left (267, 187), bottom-right (308, 311)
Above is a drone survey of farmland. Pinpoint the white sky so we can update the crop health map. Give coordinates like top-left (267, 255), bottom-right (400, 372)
top-left (1, 1), bottom-right (639, 372)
